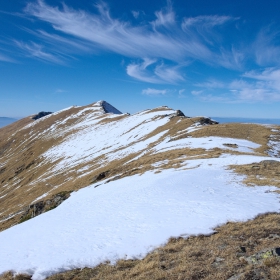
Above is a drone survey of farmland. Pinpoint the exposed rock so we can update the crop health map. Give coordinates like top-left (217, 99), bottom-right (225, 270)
top-left (32, 111), bottom-right (53, 120)
top-left (19, 191), bottom-right (72, 223)
top-left (91, 171), bottom-right (110, 184)
top-left (227, 273), bottom-right (244, 280)
top-left (101, 101), bottom-right (122, 114)
top-left (0, 167), bottom-right (6, 175)
top-left (267, 233), bottom-right (280, 240)
top-left (223, 143), bottom-right (238, 148)
top-left (199, 117), bottom-right (219, 125)
top-left (240, 246), bottom-right (246, 253)
top-left (175, 110), bottom-right (185, 117)
top-left (244, 247), bottom-right (280, 265)
top-left (212, 256), bottom-right (225, 267)
top-left (217, 244), bottom-right (228, 250)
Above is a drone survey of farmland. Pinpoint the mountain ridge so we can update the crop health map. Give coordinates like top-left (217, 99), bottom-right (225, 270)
top-left (0, 101), bottom-right (279, 279)
top-left (0, 100), bottom-right (279, 230)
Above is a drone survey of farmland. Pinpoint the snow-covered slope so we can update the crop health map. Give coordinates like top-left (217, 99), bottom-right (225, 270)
top-left (0, 101), bottom-right (279, 279)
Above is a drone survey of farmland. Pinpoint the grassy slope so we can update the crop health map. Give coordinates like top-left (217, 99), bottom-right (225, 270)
top-left (0, 103), bottom-right (280, 279)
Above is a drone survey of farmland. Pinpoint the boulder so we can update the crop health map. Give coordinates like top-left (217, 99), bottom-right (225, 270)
top-left (32, 111), bottom-right (53, 120)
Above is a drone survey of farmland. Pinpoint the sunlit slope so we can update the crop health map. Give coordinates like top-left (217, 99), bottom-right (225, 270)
top-left (0, 101), bottom-right (279, 231)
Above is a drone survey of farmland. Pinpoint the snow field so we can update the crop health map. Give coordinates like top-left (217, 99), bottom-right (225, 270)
top-left (0, 155), bottom-right (279, 279)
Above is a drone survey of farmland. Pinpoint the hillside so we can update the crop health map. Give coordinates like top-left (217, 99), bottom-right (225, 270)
top-left (0, 101), bottom-right (279, 280)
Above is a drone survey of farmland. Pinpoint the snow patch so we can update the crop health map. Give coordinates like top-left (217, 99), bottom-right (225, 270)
top-left (153, 136), bottom-right (260, 154)
top-left (0, 155), bottom-right (279, 279)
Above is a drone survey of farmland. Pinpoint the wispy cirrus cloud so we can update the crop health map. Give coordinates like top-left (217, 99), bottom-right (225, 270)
top-left (195, 80), bottom-right (225, 89)
top-left (191, 90), bottom-right (203, 96)
top-left (35, 30), bottom-right (93, 54)
top-left (0, 41), bottom-right (17, 63)
top-left (15, 41), bottom-right (67, 64)
top-left (182, 15), bottom-right (235, 44)
top-left (126, 58), bottom-right (161, 84)
top-left (142, 88), bottom-right (169, 96)
top-left (19, 0), bottom-right (246, 83)
top-left (131, 10), bottom-right (140, 19)
top-left (127, 58), bottom-right (185, 84)
top-left (55, 89), bottom-right (68, 93)
top-left (24, 0), bottom-right (207, 62)
top-left (194, 67), bottom-right (280, 102)
top-left (178, 89), bottom-right (186, 98)
top-left (253, 27), bottom-right (280, 67)
top-left (2, 0), bottom-right (275, 90)
top-left (0, 53), bottom-right (14, 63)
top-left (243, 68), bottom-right (280, 91)
top-left (152, 0), bottom-right (175, 28)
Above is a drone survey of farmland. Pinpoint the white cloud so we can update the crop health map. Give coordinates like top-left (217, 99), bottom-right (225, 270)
top-left (154, 63), bottom-right (185, 84)
top-left (178, 89), bottom-right (186, 98)
top-left (230, 68), bottom-right (280, 101)
top-left (142, 88), bottom-right (168, 96)
top-left (196, 80), bottom-right (225, 89)
top-left (253, 27), bottom-right (280, 67)
top-left (126, 58), bottom-right (185, 84)
top-left (182, 15), bottom-right (233, 30)
top-left (131, 10), bottom-right (139, 19)
top-left (191, 90), bottom-right (203, 96)
top-left (55, 89), bottom-right (67, 93)
top-left (182, 16), bottom-right (234, 47)
top-left (23, 1), bottom-right (242, 73)
top-left (36, 30), bottom-right (93, 53)
top-left (126, 58), bottom-right (162, 83)
top-left (0, 41), bottom-right (16, 62)
top-left (193, 68), bottom-right (280, 103)
top-left (15, 41), bottom-right (66, 64)
top-left (0, 53), bottom-right (14, 63)
top-left (243, 68), bottom-right (280, 91)
top-left (152, 0), bottom-right (175, 28)
top-left (13, 0), bottom-right (278, 87)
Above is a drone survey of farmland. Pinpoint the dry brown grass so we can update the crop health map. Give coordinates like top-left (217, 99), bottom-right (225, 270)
top-left (0, 106), bottom-right (279, 279)
top-left (0, 108), bottom-right (276, 232)
top-left (191, 123), bottom-right (273, 155)
top-left (0, 111), bottom-right (223, 231)
top-left (230, 160), bottom-right (280, 190)
top-left (1, 213), bottom-right (279, 280)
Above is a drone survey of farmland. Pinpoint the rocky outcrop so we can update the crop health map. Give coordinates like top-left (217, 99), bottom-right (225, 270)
top-left (101, 101), bottom-right (122, 114)
top-left (19, 191), bottom-right (72, 223)
top-left (243, 247), bottom-right (280, 265)
top-left (198, 117), bottom-right (219, 125)
top-left (227, 247), bottom-right (280, 280)
top-left (32, 111), bottom-right (53, 120)
top-left (91, 171), bottom-right (110, 184)
top-left (175, 110), bottom-right (185, 117)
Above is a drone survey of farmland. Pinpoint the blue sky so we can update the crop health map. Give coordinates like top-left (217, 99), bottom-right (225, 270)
top-left (1, 0), bottom-right (280, 118)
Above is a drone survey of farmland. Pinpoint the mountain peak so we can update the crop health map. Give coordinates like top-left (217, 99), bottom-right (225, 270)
top-left (96, 100), bottom-right (122, 114)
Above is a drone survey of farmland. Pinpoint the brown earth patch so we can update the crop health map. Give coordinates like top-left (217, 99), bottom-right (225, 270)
top-left (1, 213), bottom-right (279, 280)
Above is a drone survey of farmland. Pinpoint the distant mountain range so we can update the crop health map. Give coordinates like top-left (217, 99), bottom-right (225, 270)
top-left (0, 117), bottom-right (18, 128)
top-left (213, 117), bottom-right (280, 125)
